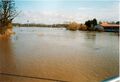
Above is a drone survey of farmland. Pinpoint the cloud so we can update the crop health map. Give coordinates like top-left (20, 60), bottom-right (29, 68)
top-left (14, 1), bottom-right (119, 24)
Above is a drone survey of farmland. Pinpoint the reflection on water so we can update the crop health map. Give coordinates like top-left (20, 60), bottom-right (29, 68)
top-left (0, 27), bottom-right (119, 82)
top-left (0, 37), bottom-right (17, 72)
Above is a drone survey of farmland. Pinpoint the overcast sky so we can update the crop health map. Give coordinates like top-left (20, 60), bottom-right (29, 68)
top-left (14, 0), bottom-right (119, 24)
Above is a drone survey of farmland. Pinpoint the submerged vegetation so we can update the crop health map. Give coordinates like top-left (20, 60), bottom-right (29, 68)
top-left (66, 18), bottom-right (98, 31)
top-left (66, 22), bottom-right (79, 31)
top-left (66, 19), bottom-right (119, 32)
top-left (66, 22), bottom-right (87, 31)
top-left (0, 0), bottom-right (17, 35)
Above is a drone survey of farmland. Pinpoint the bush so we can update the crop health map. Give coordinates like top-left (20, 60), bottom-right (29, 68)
top-left (79, 24), bottom-right (87, 31)
top-left (0, 23), bottom-right (13, 35)
top-left (66, 22), bottom-right (79, 31)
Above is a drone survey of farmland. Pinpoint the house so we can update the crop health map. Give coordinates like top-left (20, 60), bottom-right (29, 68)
top-left (94, 25), bottom-right (104, 31)
top-left (100, 22), bottom-right (119, 32)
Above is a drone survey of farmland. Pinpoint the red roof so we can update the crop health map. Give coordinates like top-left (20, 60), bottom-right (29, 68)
top-left (101, 22), bottom-right (119, 28)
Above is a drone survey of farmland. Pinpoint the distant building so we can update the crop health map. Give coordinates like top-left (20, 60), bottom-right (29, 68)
top-left (100, 22), bottom-right (119, 32)
top-left (94, 25), bottom-right (104, 31)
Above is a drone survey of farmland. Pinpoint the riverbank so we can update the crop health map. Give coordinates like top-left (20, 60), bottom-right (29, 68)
top-left (13, 23), bottom-right (67, 28)
top-left (13, 22), bottom-right (119, 32)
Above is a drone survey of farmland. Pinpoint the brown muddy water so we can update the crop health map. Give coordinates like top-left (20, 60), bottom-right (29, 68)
top-left (0, 27), bottom-right (119, 82)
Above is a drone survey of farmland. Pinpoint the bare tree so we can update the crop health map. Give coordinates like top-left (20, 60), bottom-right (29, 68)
top-left (0, 0), bottom-right (17, 27)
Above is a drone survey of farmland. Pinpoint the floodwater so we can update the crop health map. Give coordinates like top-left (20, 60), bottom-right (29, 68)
top-left (0, 27), bottom-right (119, 82)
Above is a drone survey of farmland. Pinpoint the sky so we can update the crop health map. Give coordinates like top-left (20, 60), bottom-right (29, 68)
top-left (14, 0), bottom-right (120, 24)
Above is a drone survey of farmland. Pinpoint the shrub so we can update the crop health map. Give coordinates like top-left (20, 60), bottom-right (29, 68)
top-left (66, 22), bottom-right (79, 31)
top-left (79, 24), bottom-right (87, 31)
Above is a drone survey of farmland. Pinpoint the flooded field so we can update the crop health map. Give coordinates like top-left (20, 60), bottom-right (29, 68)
top-left (0, 27), bottom-right (119, 82)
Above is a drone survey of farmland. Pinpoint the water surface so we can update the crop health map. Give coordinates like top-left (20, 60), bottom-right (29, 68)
top-left (0, 27), bottom-right (119, 82)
